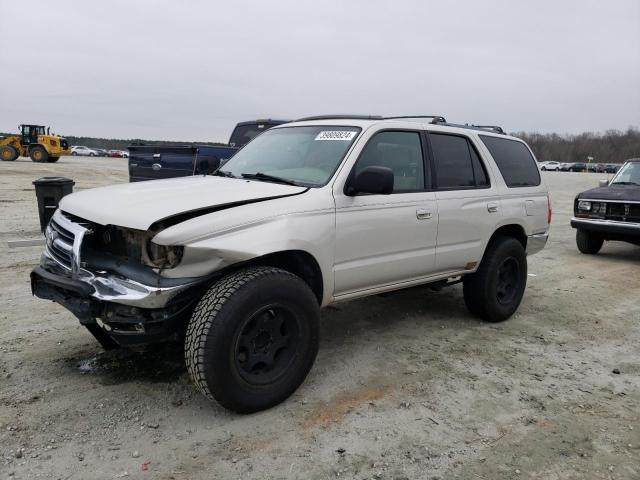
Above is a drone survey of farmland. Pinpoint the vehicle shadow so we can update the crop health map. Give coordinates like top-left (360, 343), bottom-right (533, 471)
top-left (67, 341), bottom-right (187, 385)
top-left (63, 285), bottom-right (476, 388)
top-left (318, 283), bottom-right (476, 346)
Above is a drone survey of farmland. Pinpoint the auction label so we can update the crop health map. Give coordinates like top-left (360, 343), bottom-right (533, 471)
top-left (315, 131), bottom-right (357, 141)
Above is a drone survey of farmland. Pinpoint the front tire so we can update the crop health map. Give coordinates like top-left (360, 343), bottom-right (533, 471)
top-left (185, 266), bottom-right (320, 413)
top-left (29, 146), bottom-right (48, 163)
top-left (463, 236), bottom-right (527, 322)
top-left (0, 145), bottom-right (18, 161)
top-left (576, 229), bottom-right (603, 254)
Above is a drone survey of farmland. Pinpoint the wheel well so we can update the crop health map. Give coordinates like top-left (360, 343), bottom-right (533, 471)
top-left (489, 224), bottom-right (527, 248)
top-left (243, 250), bottom-right (324, 304)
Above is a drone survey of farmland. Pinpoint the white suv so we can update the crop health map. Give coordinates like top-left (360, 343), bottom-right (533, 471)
top-left (32, 115), bottom-right (550, 412)
top-left (71, 145), bottom-right (98, 156)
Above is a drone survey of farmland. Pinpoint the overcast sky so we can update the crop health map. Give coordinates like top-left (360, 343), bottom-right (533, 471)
top-left (1, 0), bottom-right (638, 142)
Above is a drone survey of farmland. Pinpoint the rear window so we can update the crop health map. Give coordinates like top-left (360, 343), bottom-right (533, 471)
top-left (480, 135), bottom-right (541, 187)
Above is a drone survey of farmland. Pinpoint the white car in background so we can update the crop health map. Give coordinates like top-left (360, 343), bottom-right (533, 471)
top-left (540, 161), bottom-right (561, 171)
top-left (71, 146), bottom-right (98, 157)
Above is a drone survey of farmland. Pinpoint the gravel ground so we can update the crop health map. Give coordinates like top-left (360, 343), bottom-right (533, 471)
top-left (1, 156), bottom-right (638, 480)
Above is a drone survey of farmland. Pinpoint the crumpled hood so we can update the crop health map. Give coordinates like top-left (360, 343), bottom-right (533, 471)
top-left (59, 176), bottom-right (307, 230)
top-left (577, 185), bottom-right (640, 202)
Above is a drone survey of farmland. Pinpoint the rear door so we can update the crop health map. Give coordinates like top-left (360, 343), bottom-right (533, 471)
top-left (427, 132), bottom-right (500, 273)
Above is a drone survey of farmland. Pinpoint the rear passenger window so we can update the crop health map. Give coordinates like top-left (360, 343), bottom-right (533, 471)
top-left (429, 133), bottom-right (489, 189)
top-left (354, 131), bottom-right (426, 192)
top-left (480, 135), bottom-right (541, 187)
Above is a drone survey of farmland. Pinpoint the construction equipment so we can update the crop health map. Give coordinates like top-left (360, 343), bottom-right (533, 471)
top-left (0, 124), bottom-right (70, 163)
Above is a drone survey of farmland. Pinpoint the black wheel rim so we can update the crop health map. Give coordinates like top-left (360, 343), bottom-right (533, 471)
top-left (234, 304), bottom-right (300, 385)
top-left (496, 256), bottom-right (520, 305)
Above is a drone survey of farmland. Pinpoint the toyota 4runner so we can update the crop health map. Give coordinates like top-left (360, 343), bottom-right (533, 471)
top-left (31, 115), bottom-right (550, 413)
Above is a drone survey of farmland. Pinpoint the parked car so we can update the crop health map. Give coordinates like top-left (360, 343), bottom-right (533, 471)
top-left (559, 163), bottom-right (572, 171)
top-left (71, 146), bottom-right (98, 156)
top-left (568, 162), bottom-right (587, 172)
top-left (129, 119), bottom-right (289, 182)
top-left (605, 163), bottom-right (620, 174)
top-left (93, 148), bottom-right (109, 157)
top-left (540, 161), bottom-right (561, 171)
top-left (31, 114), bottom-right (550, 413)
top-left (571, 158), bottom-right (640, 253)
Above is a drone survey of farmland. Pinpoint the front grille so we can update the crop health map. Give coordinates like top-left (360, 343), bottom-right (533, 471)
top-left (60, 138), bottom-right (69, 149)
top-left (606, 202), bottom-right (640, 223)
top-left (45, 211), bottom-right (93, 271)
top-left (48, 217), bottom-right (75, 269)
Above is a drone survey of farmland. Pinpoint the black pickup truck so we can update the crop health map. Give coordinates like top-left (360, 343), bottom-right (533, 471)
top-left (128, 119), bottom-right (288, 182)
top-left (571, 158), bottom-right (640, 253)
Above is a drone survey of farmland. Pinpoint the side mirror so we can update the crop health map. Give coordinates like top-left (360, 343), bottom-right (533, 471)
top-left (347, 166), bottom-right (394, 195)
top-left (196, 156), bottom-right (220, 175)
top-left (599, 179), bottom-right (609, 188)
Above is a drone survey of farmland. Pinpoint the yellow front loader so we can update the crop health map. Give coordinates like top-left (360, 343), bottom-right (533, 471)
top-left (0, 124), bottom-right (70, 163)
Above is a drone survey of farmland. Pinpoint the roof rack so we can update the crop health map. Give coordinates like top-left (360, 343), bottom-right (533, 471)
top-left (295, 114), bottom-right (384, 121)
top-left (293, 114), bottom-right (505, 134)
top-left (470, 124), bottom-right (505, 134)
top-left (430, 120), bottom-right (505, 135)
top-left (383, 115), bottom-right (447, 123)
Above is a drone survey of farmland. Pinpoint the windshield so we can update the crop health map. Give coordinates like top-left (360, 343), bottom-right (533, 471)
top-left (221, 126), bottom-right (361, 186)
top-left (610, 162), bottom-right (640, 185)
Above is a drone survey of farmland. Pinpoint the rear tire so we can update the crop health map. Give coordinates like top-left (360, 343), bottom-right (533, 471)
top-left (46, 156), bottom-right (60, 163)
top-left (463, 236), bottom-right (527, 322)
top-left (0, 145), bottom-right (18, 161)
top-left (29, 146), bottom-right (48, 163)
top-left (185, 266), bottom-right (320, 413)
top-left (576, 229), bottom-right (603, 254)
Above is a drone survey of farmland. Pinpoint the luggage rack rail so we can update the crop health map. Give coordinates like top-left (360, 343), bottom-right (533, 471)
top-left (294, 114), bottom-right (505, 134)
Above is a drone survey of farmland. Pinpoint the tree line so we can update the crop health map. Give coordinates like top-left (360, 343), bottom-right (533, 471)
top-left (513, 127), bottom-right (640, 164)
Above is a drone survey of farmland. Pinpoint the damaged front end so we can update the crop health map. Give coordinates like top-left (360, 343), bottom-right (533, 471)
top-left (31, 209), bottom-right (210, 348)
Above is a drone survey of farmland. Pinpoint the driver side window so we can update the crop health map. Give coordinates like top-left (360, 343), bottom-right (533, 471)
top-left (354, 131), bottom-right (426, 193)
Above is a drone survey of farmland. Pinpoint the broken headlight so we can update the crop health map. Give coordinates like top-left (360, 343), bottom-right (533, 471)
top-left (143, 242), bottom-right (184, 269)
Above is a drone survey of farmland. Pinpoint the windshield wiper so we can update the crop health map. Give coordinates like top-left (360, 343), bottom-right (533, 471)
top-left (213, 170), bottom-right (237, 178)
top-left (611, 181), bottom-right (640, 186)
top-left (241, 172), bottom-right (300, 186)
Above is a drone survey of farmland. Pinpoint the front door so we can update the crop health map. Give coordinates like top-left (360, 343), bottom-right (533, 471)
top-left (333, 130), bottom-right (438, 296)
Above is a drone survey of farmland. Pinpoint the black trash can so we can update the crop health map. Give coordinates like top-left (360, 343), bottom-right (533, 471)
top-left (33, 177), bottom-right (75, 232)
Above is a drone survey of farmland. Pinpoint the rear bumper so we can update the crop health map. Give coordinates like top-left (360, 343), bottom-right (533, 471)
top-left (525, 232), bottom-right (549, 255)
top-left (571, 218), bottom-right (640, 237)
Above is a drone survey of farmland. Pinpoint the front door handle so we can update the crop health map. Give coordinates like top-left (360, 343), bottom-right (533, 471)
top-left (416, 208), bottom-right (432, 220)
top-left (487, 202), bottom-right (499, 213)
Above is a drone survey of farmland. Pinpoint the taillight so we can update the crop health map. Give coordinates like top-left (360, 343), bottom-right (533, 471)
top-left (547, 195), bottom-right (552, 224)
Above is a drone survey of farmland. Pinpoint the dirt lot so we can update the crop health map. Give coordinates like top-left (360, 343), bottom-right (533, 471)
top-left (1, 156), bottom-right (638, 480)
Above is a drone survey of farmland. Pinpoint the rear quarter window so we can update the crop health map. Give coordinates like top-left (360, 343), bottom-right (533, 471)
top-left (480, 135), bottom-right (541, 187)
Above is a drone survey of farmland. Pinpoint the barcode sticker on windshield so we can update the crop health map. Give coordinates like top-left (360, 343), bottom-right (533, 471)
top-left (315, 131), bottom-right (357, 141)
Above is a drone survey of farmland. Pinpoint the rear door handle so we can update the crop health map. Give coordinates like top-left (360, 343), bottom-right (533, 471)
top-left (416, 208), bottom-right (432, 220)
top-left (487, 202), bottom-right (499, 213)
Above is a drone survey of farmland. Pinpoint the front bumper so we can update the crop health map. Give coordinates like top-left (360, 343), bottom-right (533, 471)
top-left (31, 253), bottom-right (206, 347)
top-left (571, 218), bottom-right (640, 237)
top-left (525, 232), bottom-right (549, 255)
